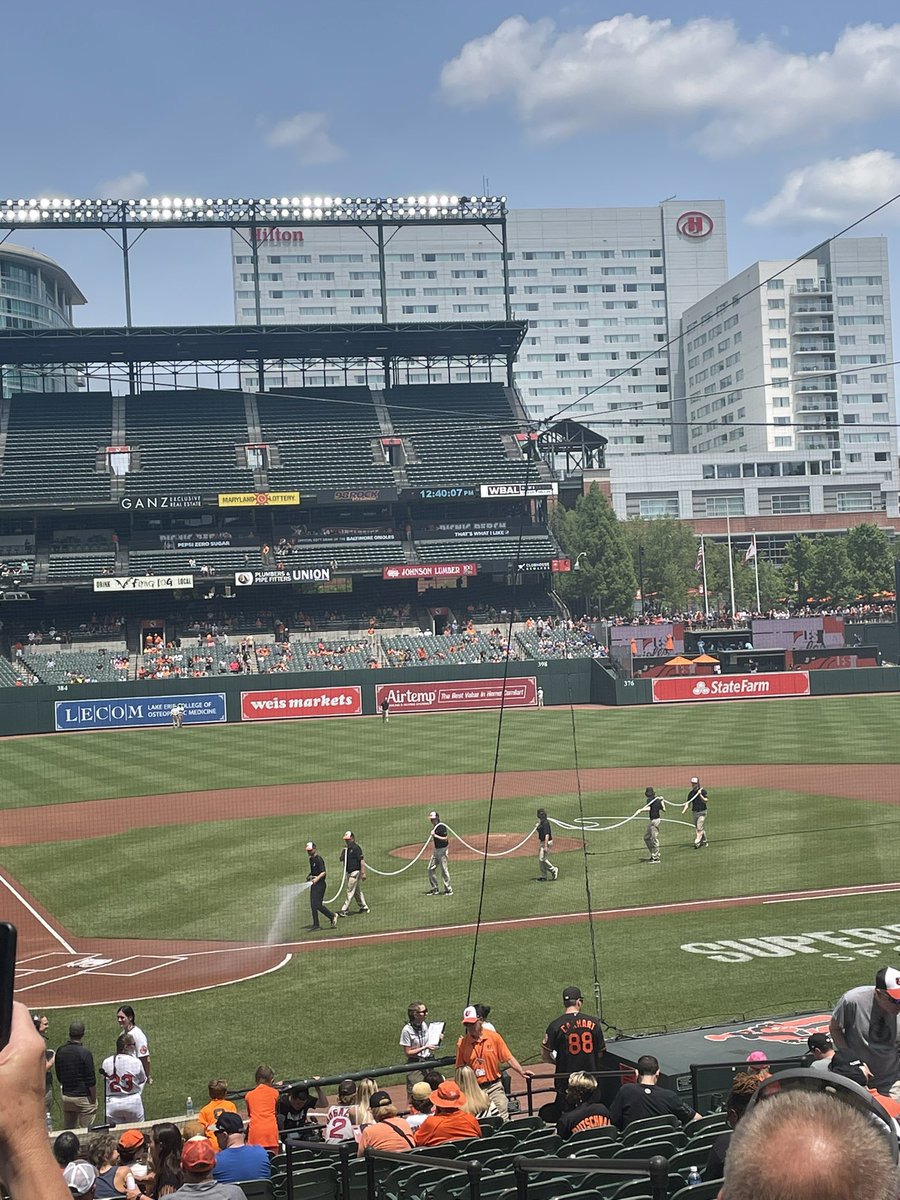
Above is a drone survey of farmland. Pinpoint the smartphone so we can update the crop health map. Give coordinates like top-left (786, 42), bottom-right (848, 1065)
top-left (0, 923), bottom-right (17, 1051)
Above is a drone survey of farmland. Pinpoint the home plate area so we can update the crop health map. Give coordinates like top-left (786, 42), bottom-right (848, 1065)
top-left (14, 939), bottom-right (292, 1008)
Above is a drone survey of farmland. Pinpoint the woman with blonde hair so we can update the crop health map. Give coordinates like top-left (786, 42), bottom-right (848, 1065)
top-left (350, 1077), bottom-right (378, 1128)
top-left (454, 1065), bottom-right (498, 1117)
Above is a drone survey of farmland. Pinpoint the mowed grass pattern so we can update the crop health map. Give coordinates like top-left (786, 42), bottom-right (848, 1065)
top-left (5, 693), bottom-right (898, 1121)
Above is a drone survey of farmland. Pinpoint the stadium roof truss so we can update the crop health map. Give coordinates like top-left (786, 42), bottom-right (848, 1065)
top-left (0, 322), bottom-right (528, 393)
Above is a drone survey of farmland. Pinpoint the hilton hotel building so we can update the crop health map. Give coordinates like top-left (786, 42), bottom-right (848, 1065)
top-left (231, 201), bottom-right (728, 457)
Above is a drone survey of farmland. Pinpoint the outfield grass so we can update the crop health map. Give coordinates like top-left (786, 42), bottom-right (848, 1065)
top-left (6, 694), bottom-right (900, 808)
top-left (10, 694), bottom-right (899, 1122)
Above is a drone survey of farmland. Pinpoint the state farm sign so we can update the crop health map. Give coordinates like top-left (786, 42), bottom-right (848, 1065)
top-left (377, 677), bottom-right (537, 714)
top-left (240, 686), bottom-right (362, 720)
top-left (651, 671), bottom-right (810, 704)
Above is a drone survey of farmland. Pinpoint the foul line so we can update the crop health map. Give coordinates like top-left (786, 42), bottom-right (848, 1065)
top-left (0, 871), bottom-right (74, 953)
top-left (763, 885), bottom-right (900, 904)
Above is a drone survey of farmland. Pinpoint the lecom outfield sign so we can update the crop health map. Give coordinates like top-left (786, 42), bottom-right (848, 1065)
top-left (240, 686), bottom-right (362, 721)
top-left (651, 671), bottom-right (810, 704)
top-left (376, 677), bottom-right (537, 714)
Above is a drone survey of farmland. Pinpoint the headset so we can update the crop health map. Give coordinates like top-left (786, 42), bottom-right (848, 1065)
top-left (746, 1066), bottom-right (899, 1164)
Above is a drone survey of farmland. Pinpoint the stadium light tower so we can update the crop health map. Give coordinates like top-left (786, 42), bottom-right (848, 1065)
top-left (0, 195), bottom-right (511, 327)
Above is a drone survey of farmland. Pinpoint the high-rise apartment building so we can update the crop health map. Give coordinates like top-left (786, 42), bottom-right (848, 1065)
top-left (230, 201), bottom-right (728, 455)
top-left (681, 238), bottom-right (895, 480)
top-left (0, 243), bottom-right (86, 396)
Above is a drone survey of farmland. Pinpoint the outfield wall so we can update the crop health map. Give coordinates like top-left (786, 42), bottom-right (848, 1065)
top-left (0, 658), bottom-right (594, 736)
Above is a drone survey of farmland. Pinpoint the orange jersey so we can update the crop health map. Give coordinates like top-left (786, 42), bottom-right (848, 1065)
top-left (455, 1029), bottom-right (512, 1085)
top-left (414, 1110), bottom-right (482, 1146)
top-left (246, 1082), bottom-right (280, 1150)
top-left (198, 1098), bottom-right (238, 1148)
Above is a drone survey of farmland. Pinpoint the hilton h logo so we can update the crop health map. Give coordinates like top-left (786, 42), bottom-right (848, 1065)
top-left (676, 211), bottom-right (714, 238)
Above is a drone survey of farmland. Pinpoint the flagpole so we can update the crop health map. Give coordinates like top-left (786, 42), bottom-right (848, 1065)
top-left (727, 515), bottom-right (736, 620)
top-left (701, 535), bottom-right (710, 618)
top-left (753, 536), bottom-right (761, 613)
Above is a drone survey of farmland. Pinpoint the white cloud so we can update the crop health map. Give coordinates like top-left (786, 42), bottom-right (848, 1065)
top-left (97, 170), bottom-right (148, 197)
top-left (749, 151), bottom-right (900, 226)
top-left (440, 15), bottom-right (900, 156)
top-left (263, 112), bottom-right (343, 165)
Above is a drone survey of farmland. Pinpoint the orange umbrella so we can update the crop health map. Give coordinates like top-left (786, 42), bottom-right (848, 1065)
top-left (693, 654), bottom-right (720, 663)
top-left (666, 655), bottom-right (692, 665)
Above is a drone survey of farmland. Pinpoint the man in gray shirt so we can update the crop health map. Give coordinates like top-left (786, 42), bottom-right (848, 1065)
top-left (829, 965), bottom-right (900, 1098)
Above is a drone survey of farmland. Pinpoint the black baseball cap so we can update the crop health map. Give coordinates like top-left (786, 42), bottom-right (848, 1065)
top-left (214, 1111), bottom-right (244, 1135)
top-left (807, 1033), bottom-right (832, 1053)
top-left (563, 987), bottom-right (582, 1004)
top-left (370, 1090), bottom-right (392, 1107)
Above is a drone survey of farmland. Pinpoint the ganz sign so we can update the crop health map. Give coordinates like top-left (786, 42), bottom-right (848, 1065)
top-left (651, 671), bottom-right (810, 704)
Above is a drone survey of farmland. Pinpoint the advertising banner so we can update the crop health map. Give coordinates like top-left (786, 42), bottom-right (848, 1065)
top-left (383, 563), bottom-right (477, 580)
top-left (54, 692), bottom-right (226, 731)
top-left (217, 491), bottom-right (300, 507)
top-left (479, 482), bottom-right (558, 498)
top-left (93, 575), bottom-right (194, 592)
top-left (376, 677), bottom-right (537, 714)
top-left (651, 672), bottom-right (810, 704)
top-left (240, 685), bottom-right (362, 720)
top-left (316, 488), bottom-right (398, 505)
top-left (235, 568), bottom-right (331, 586)
top-left (120, 495), bottom-right (203, 510)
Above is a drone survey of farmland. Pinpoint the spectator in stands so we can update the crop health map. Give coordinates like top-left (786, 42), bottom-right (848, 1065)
top-left (198, 1080), bottom-right (238, 1148)
top-left (351, 1077), bottom-right (377, 1128)
top-left (608, 1055), bottom-right (699, 1130)
top-left (404, 1083), bottom-right (434, 1131)
top-left (83, 1133), bottom-right (116, 1180)
top-left (245, 1064), bottom-right (280, 1151)
top-left (830, 966), bottom-right (900, 1099)
top-left (55, 1020), bottom-right (97, 1129)
top-left (149, 1123), bottom-right (183, 1197)
top-left (454, 1065), bottom-right (498, 1117)
top-left (324, 1079), bottom-right (357, 1143)
top-left (63, 1161), bottom-right (98, 1199)
top-left (356, 1091), bottom-right (416, 1155)
top-left (97, 1129), bottom-right (147, 1196)
top-left (720, 1087), bottom-right (897, 1200)
top-left (413, 1080), bottom-right (482, 1146)
top-left (806, 1033), bottom-right (835, 1072)
top-left (745, 1051), bottom-right (772, 1080)
top-left (704, 1072), bottom-right (762, 1180)
top-left (829, 1050), bottom-right (900, 1121)
top-left (277, 1082), bottom-right (327, 1138)
top-left (53, 1131), bottom-right (81, 1168)
top-left (212, 1112), bottom-right (270, 1183)
top-left (455, 1006), bottom-right (533, 1121)
top-left (176, 1139), bottom-right (244, 1200)
top-left (555, 1072), bottom-right (612, 1138)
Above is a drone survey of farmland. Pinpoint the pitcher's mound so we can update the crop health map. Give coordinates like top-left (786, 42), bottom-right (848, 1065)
top-left (391, 834), bottom-right (585, 861)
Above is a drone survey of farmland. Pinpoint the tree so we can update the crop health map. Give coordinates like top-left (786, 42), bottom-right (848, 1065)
top-left (550, 485), bottom-right (636, 616)
top-left (623, 517), bottom-right (698, 611)
top-left (803, 535), bottom-right (854, 602)
top-left (845, 523), bottom-right (894, 596)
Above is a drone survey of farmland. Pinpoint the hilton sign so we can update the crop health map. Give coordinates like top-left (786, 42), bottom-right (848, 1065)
top-left (253, 227), bottom-right (304, 243)
top-left (676, 211), bottom-right (714, 239)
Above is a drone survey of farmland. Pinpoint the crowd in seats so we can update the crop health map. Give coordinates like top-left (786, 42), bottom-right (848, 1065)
top-left (20, 649), bottom-right (126, 685)
top-left (255, 638), bottom-right (377, 673)
top-left (516, 618), bottom-right (608, 661)
top-left (383, 626), bottom-right (512, 668)
top-left (0, 557), bottom-right (34, 579)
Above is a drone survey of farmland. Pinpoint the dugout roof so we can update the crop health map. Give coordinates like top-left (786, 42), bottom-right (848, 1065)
top-left (0, 321), bottom-right (527, 367)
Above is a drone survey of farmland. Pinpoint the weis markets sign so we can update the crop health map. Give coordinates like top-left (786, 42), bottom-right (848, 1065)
top-left (383, 563), bottom-right (477, 580)
top-left (55, 693), bottom-right (226, 731)
top-left (241, 686), bottom-right (362, 721)
top-left (651, 671), bottom-right (810, 704)
top-left (376, 677), bottom-right (536, 714)
top-left (93, 575), bottom-right (194, 592)
top-left (683, 923), bottom-right (900, 965)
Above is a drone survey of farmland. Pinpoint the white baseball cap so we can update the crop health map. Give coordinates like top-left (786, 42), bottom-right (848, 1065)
top-left (305, 842), bottom-right (315, 851)
top-left (877, 966), bottom-right (900, 1000)
top-left (64, 1161), bottom-right (98, 1197)
top-left (342, 831), bottom-right (353, 840)
top-left (690, 777), bottom-right (699, 784)
top-left (429, 811), bottom-right (438, 820)
top-left (462, 1005), bottom-right (479, 1023)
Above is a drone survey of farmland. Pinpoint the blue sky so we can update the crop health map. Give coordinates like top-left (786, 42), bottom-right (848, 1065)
top-left (4, 0), bottom-right (900, 325)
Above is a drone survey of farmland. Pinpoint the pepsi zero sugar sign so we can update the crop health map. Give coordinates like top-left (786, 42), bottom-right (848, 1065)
top-left (651, 671), bottom-right (810, 704)
top-left (375, 677), bottom-right (537, 714)
top-left (240, 686), bottom-right (362, 721)
top-left (55, 693), bottom-right (226, 731)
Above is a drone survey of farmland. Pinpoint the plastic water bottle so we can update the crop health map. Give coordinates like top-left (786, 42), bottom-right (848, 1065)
top-left (125, 1172), bottom-right (136, 1192)
top-left (186, 1096), bottom-right (194, 1118)
top-left (687, 1166), bottom-right (702, 1188)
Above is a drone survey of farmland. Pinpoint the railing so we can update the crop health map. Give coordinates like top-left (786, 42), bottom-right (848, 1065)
top-left (366, 1147), bottom-right (484, 1200)
top-left (514, 1154), bottom-right (669, 1200)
